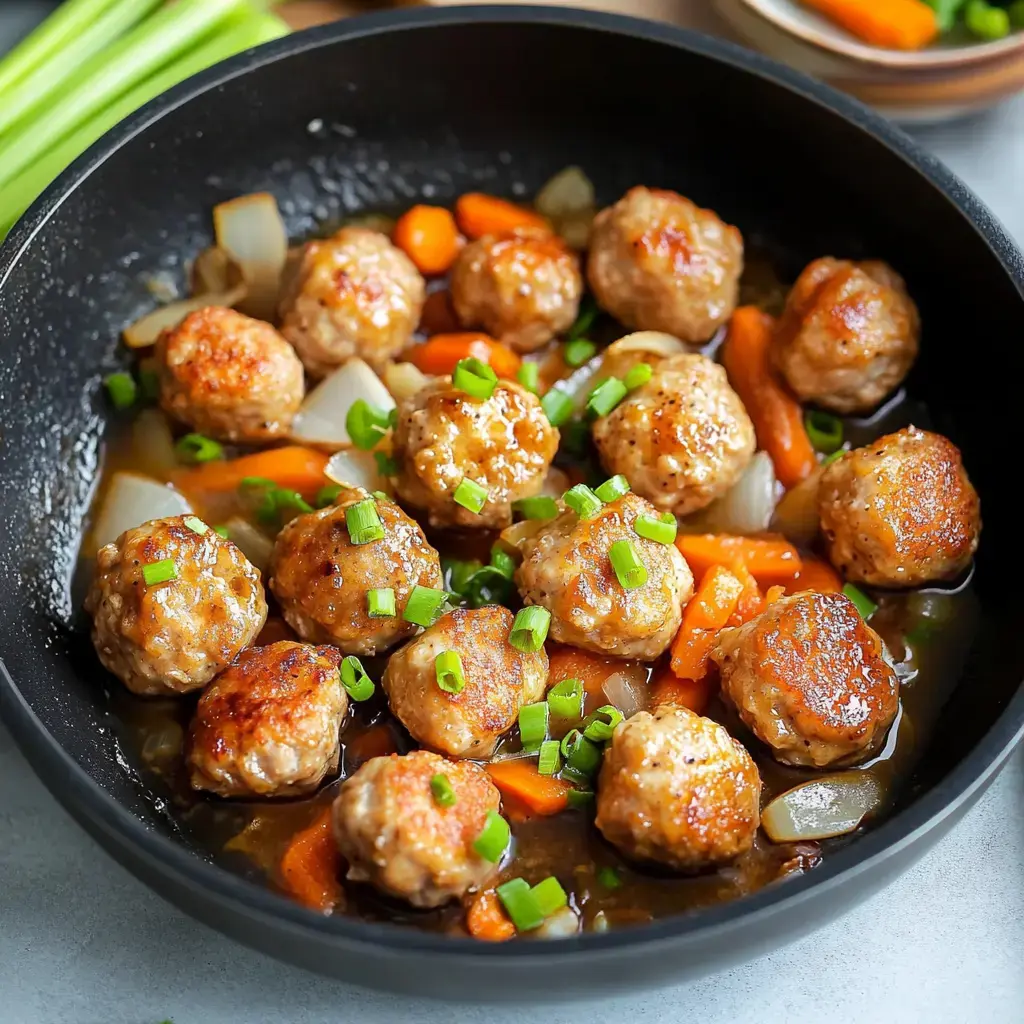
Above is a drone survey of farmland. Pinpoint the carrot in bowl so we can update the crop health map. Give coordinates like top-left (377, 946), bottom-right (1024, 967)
top-left (485, 758), bottom-right (573, 816)
top-left (466, 890), bottom-right (516, 942)
top-left (174, 445), bottom-right (328, 499)
top-left (393, 204), bottom-right (462, 276)
top-left (455, 192), bottom-right (551, 239)
top-left (406, 332), bottom-right (521, 379)
top-left (670, 565), bottom-right (745, 681)
top-left (278, 807), bottom-right (344, 914)
top-left (802, 0), bottom-right (939, 51)
top-left (676, 534), bottom-right (802, 587)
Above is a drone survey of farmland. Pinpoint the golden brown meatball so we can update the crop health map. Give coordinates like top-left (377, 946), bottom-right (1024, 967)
top-left (586, 187), bottom-right (743, 344)
top-left (333, 750), bottom-right (501, 908)
top-left (450, 230), bottom-right (582, 352)
top-left (592, 353), bottom-right (755, 516)
top-left (595, 707), bottom-right (761, 871)
top-left (392, 377), bottom-right (559, 530)
top-left (186, 642), bottom-right (346, 798)
top-left (514, 493), bottom-right (693, 660)
top-left (269, 489), bottom-right (442, 656)
top-left (382, 606), bottom-right (547, 758)
top-left (156, 306), bottom-right (304, 443)
top-left (711, 592), bottom-right (899, 768)
top-left (819, 427), bottom-right (981, 587)
top-left (278, 226), bottom-right (425, 377)
top-left (84, 515), bottom-right (267, 696)
top-left (772, 258), bottom-right (920, 415)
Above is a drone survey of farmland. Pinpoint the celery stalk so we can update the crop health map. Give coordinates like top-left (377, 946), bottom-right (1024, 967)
top-left (0, 0), bottom-right (253, 192)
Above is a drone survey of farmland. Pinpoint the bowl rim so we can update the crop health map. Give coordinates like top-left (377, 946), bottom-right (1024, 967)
top-left (2, 1), bottom-right (1024, 963)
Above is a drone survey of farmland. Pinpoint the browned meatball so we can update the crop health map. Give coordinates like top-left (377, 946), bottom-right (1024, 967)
top-left (819, 427), bottom-right (981, 587)
top-left (514, 493), bottom-right (694, 660)
top-left (186, 641), bottom-right (346, 798)
top-left (156, 306), bottom-right (304, 443)
top-left (450, 230), bottom-right (582, 352)
top-left (772, 258), bottom-right (920, 414)
top-left (278, 226), bottom-right (425, 377)
top-left (382, 606), bottom-right (547, 758)
top-left (595, 707), bottom-right (761, 871)
top-left (269, 489), bottom-right (442, 656)
top-left (586, 187), bottom-right (743, 344)
top-left (592, 353), bottom-right (755, 516)
top-left (392, 377), bottom-right (559, 530)
top-left (84, 515), bottom-right (267, 696)
top-left (711, 592), bottom-right (899, 768)
top-left (333, 751), bottom-right (501, 908)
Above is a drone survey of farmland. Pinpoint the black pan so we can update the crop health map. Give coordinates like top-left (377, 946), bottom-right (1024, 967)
top-left (1, 4), bottom-right (1022, 1002)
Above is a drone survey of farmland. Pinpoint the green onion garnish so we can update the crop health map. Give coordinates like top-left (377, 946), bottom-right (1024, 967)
top-left (430, 773), bottom-right (457, 808)
top-left (435, 650), bottom-right (466, 694)
top-left (541, 386), bottom-right (573, 427)
top-left (586, 377), bottom-right (628, 419)
top-left (496, 878), bottom-right (543, 932)
top-left (464, 566), bottom-right (514, 609)
top-left (212, 525), bottom-right (230, 539)
top-left (182, 516), bottom-right (208, 536)
top-left (583, 705), bottom-right (625, 743)
top-left (340, 656), bottom-right (375, 701)
top-left (403, 585), bottom-right (449, 628)
top-left (473, 810), bottom-right (510, 863)
top-left (564, 337), bottom-right (596, 368)
top-left (531, 876), bottom-right (568, 917)
top-left (104, 371), bottom-right (136, 410)
top-left (517, 362), bottom-right (540, 394)
top-left (623, 362), bottom-right (653, 390)
top-left (509, 606), bottom-right (551, 653)
top-left (567, 299), bottom-right (599, 341)
top-left (137, 367), bottom-right (160, 403)
top-left (454, 476), bottom-right (488, 515)
top-left (141, 558), bottom-right (176, 586)
top-left (345, 399), bottom-right (392, 451)
top-left (374, 451), bottom-right (399, 477)
top-left (512, 495), bottom-right (559, 521)
top-left (843, 583), bottom-right (878, 621)
top-left (566, 788), bottom-right (595, 810)
top-left (345, 498), bottom-right (385, 546)
top-left (453, 357), bottom-right (498, 400)
top-left (805, 410), bottom-right (844, 454)
top-left (822, 449), bottom-right (845, 468)
top-left (597, 866), bottom-right (622, 890)
top-left (537, 739), bottom-right (562, 776)
top-left (175, 433), bottom-right (223, 464)
top-left (633, 513), bottom-right (677, 545)
top-left (563, 483), bottom-right (603, 520)
top-left (367, 588), bottom-right (396, 619)
top-left (609, 539), bottom-right (648, 589)
top-left (445, 558), bottom-right (482, 596)
top-left (489, 545), bottom-right (516, 580)
top-left (518, 702), bottom-right (549, 752)
top-left (547, 678), bottom-right (584, 720)
top-left (316, 484), bottom-right (343, 509)
top-left (560, 729), bottom-right (603, 776)
top-left (594, 475), bottom-right (630, 503)
top-left (372, 490), bottom-right (389, 502)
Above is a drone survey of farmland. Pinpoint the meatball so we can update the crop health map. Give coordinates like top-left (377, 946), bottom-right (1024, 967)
top-left (269, 489), bottom-right (443, 656)
top-left (819, 427), bottom-right (981, 587)
top-left (450, 230), bottom-right (582, 352)
top-left (515, 493), bottom-right (693, 659)
top-left (85, 515), bottom-right (267, 696)
top-left (595, 707), bottom-right (761, 871)
top-left (592, 353), bottom-right (755, 516)
top-left (392, 377), bottom-right (559, 530)
top-left (586, 186), bottom-right (743, 344)
top-left (156, 306), bottom-right (304, 443)
top-left (711, 592), bottom-right (899, 768)
top-left (772, 258), bottom-right (920, 414)
top-left (333, 750), bottom-right (501, 908)
top-left (278, 226), bottom-right (425, 377)
top-left (186, 641), bottom-right (346, 798)
top-left (382, 606), bottom-right (547, 758)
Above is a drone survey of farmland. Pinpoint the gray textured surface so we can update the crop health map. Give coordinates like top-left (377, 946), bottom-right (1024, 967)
top-left (2, 4), bottom-right (1024, 1021)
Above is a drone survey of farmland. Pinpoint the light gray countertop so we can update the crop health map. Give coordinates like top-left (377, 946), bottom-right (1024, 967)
top-left (2, 5), bottom-right (1023, 1021)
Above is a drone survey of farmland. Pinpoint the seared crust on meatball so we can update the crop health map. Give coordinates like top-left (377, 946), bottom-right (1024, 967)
top-left (772, 258), bottom-right (920, 414)
top-left (278, 227), bottom-right (425, 377)
top-left (595, 708), bottom-right (761, 871)
top-left (333, 750), bottom-right (501, 908)
top-left (819, 427), bottom-right (980, 587)
top-left (269, 489), bottom-right (442, 656)
top-left (392, 377), bottom-right (559, 529)
top-left (382, 606), bottom-right (547, 759)
top-left (450, 230), bottom-right (582, 352)
top-left (85, 515), bottom-right (267, 696)
top-left (587, 187), bottom-right (743, 344)
top-left (186, 641), bottom-right (346, 798)
top-left (514, 493), bottom-right (694, 659)
top-left (592, 353), bottom-right (755, 516)
top-left (157, 306), bottom-right (304, 443)
top-left (712, 592), bottom-right (899, 768)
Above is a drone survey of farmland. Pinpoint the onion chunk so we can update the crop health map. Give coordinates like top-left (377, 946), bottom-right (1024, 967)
top-left (90, 473), bottom-right (193, 552)
top-left (123, 286), bottom-right (246, 349)
top-left (291, 358), bottom-right (395, 449)
top-left (762, 771), bottom-right (885, 843)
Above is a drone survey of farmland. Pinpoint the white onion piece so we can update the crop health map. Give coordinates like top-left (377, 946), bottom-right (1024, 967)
top-left (770, 463), bottom-right (825, 547)
top-left (602, 668), bottom-right (648, 719)
top-left (291, 358), bottom-right (395, 449)
top-left (762, 771), bottom-right (885, 843)
top-left (539, 466), bottom-right (570, 498)
top-left (499, 518), bottom-right (547, 552)
top-left (224, 516), bottom-right (274, 575)
top-left (91, 473), bottom-right (193, 552)
top-left (122, 285), bottom-right (246, 349)
top-left (680, 452), bottom-right (778, 537)
top-left (324, 448), bottom-right (383, 492)
top-left (213, 192), bottom-right (288, 321)
top-left (559, 212), bottom-right (595, 251)
top-left (191, 246), bottom-right (243, 295)
top-left (384, 360), bottom-right (431, 403)
top-left (601, 331), bottom-right (686, 382)
top-left (535, 905), bottom-right (581, 940)
top-left (536, 166), bottom-right (595, 220)
top-left (130, 409), bottom-right (177, 475)
top-left (556, 356), bottom-right (604, 414)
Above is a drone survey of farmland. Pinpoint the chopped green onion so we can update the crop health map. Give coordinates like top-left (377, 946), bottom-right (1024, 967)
top-left (566, 788), bottom-right (595, 810)
top-left (345, 498), bottom-right (385, 545)
top-left (435, 650), bottom-right (466, 694)
top-left (316, 484), bottom-right (343, 509)
top-left (345, 399), bottom-right (392, 451)
top-left (512, 495), bottom-right (558, 520)
top-left (597, 866), bottom-right (622, 890)
top-left (609, 540), bottom-right (648, 589)
top-left (372, 488), bottom-right (389, 502)
top-left (138, 367), bottom-right (160, 403)
top-left (496, 878), bottom-right (543, 932)
top-left (541, 386), bottom-right (574, 427)
top-left (1011, 1), bottom-right (1024, 30)
top-left (537, 739), bottom-right (562, 776)
top-left (547, 678), bottom-right (584, 720)
top-left (141, 558), bottom-right (176, 586)
top-left (567, 299), bottom-right (599, 341)
top-left (564, 337), bottom-right (597, 368)
top-left (623, 362), bottom-right (653, 390)
top-left (594, 475), bottom-right (630, 503)
top-left (104, 371), bottom-right (136, 410)
top-left (173, 433), bottom-right (223, 464)
top-left (430, 773), bottom-right (457, 808)
top-left (182, 516), bottom-right (208, 536)
top-left (374, 451), bottom-right (399, 477)
top-left (445, 558), bottom-right (482, 596)
top-left (403, 586), bottom-right (450, 628)
top-left (517, 362), bottom-right (540, 394)
top-left (563, 484), bottom-right (603, 520)
top-left (454, 477), bottom-right (489, 515)
top-left (519, 702), bottom-right (549, 752)
top-left (453, 357), bottom-right (498, 400)
top-left (367, 588), bottom-right (396, 619)
top-left (212, 525), bottom-right (230, 539)
top-left (509, 606), bottom-right (551, 653)
top-left (964, 0), bottom-right (1010, 39)
top-left (531, 876), bottom-right (568, 916)
top-left (805, 410), bottom-right (844, 454)
top-left (560, 729), bottom-right (603, 776)
top-left (822, 450), bottom-right (845, 467)
top-left (489, 545), bottom-right (516, 579)
top-left (463, 566), bottom-right (514, 609)
top-left (843, 583), bottom-right (878, 621)
top-left (583, 705), bottom-right (625, 743)
top-left (586, 377), bottom-right (628, 419)
top-left (340, 656), bottom-right (375, 701)
top-left (239, 476), bottom-right (276, 492)
top-left (473, 810), bottom-right (510, 863)
top-left (633, 513), bottom-right (677, 545)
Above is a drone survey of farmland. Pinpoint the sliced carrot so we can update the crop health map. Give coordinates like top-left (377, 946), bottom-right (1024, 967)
top-left (406, 332), bottom-right (521, 380)
top-left (670, 565), bottom-right (744, 680)
top-left (174, 446), bottom-right (328, 499)
top-left (721, 306), bottom-right (817, 489)
top-left (484, 759), bottom-right (572, 816)
top-left (278, 808), bottom-right (343, 914)
top-left (729, 562), bottom-right (766, 626)
top-left (344, 724), bottom-right (399, 767)
top-left (455, 192), bottom-right (551, 240)
top-left (393, 205), bottom-right (463, 276)
top-left (801, 0), bottom-right (938, 51)
top-left (677, 534), bottom-right (802, 586)
top-left (466, 890), bottom-right (516, 943)
top-left (766, 585), bottom-right (787, 605)
top-left (786, 557), bottom-right (844, 595)
top-left (650, 669), bottom-right (715, 716)
top-left (547, 644), bottom-right (644, 714)
top-left (420, 289), bottom-right (461, 335)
